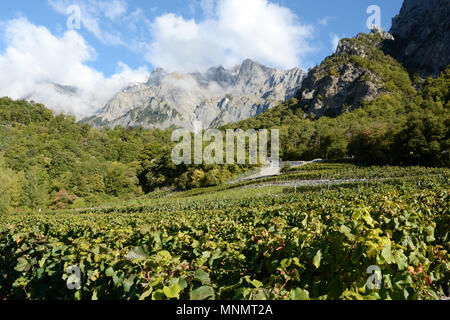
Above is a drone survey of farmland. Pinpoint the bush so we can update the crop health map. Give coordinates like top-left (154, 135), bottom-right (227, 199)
top-left (50, 190), bottom-right (79, 210)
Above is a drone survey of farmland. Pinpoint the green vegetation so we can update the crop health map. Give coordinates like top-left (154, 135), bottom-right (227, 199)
top-left (1, 50), bottom-right (447, 213)
top-left (0, 30), bottom-right (448, 301)
top-left (0, 97), bottom-right (250, 212)
top-left (0, 167), bottom-right (448, 300)
top-left (227, 66), bottom-right (449, 167)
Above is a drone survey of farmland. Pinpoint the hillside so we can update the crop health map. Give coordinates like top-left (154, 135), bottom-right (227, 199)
top-left (0, 97), bottom-right (258, 213)
top-left (1, 162), bottom-right (449, 300)
top-left (1, 62), bottom-right (447, 214)
top-left (389, 0), bottom-right (450, 76)
top-left (298, 31), bottom-right (412, 118)
top-left (227, 42), bottom-right (449, 166)
top-left (226, 0), bottom-right (450, 167)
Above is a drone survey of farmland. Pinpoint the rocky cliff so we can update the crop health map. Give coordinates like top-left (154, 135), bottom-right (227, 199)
top-left (296, 0), bottom-right (449, 118)
top-left (389, 0), bottom-right (450, 76)
top-left (297, 30), bottom-right (409, 118)
top-left (83, 59), bottom-right (306, 130)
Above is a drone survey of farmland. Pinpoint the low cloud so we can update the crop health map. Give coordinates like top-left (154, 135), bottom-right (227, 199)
top-left (0, 18), bottom-right (149, 118)
top-left (147, 0), bottom-right (315, 72)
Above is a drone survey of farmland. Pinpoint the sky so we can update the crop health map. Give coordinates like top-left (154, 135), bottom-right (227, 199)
top-left (0, 0), bottom-right (404, 117)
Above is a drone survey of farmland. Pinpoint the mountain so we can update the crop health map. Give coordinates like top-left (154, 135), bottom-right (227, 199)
top-left (288, 0), bottom-right (449, 119)
top-left (296, 29), bottom-right (411, 118)
top-left (83, 59), bottom-right (306, 130)
top-left (389, 0), bottom-right (450, 76)
top-left (227, 0), bottom-right (449, 166)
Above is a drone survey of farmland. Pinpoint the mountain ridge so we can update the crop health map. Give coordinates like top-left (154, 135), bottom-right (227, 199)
top-left (83, 59), bottom-right (306, 130)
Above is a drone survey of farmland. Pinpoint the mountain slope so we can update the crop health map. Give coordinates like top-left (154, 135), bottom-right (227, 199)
top-left (227, 0), bottom-right (449, 166)
top-left (296, 30), bottom-right (413, 118)
top-left (389, 0), bottom-right (450, 76)
top-left (234, 0), bottom-right (449, 121)
top-left (83, 59), bottom-right (306, 130)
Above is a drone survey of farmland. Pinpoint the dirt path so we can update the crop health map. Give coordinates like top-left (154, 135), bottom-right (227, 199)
top-left (228, 159), bottom-right (324, 184)
top-left (245, 178), bottom-right (372, 188)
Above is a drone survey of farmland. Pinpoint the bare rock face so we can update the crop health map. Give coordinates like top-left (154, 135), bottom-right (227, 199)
top-left (389, 0), bottom-right (450, 76)
top-left (84, 59), bottom-right (306, 130)
top-left (297, 32), bottom-right (394, 118)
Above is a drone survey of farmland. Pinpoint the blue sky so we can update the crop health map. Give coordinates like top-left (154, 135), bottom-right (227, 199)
top-left (0, 0), bottom-right (404, 116)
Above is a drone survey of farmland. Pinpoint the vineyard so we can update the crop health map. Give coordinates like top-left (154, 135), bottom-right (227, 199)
top-left (0, 164), bottom-right (449, 300)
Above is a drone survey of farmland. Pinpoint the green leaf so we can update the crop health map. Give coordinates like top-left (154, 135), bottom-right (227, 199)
top-left (394, 251), bottom-right (408, 270)
top-left (290, 288), bottom-right (310, 300)
top-left (15, 257), bottom-right (31, 272)
top-left (362, 210), bottom-right (374, 227)
top-left (163, 284), bottom-right (182, 299)
top-left (177, 278), bottom-right (188, 290)
top-left (152, 289), bottom-right (165, 300)
top-left (250, 279), bottom-right (263, 288)
top-left (192, 239), bottom-right (200, 248)
top-left (251, 288), bottom-right (272, 300)
top-left (74, 291), bottom-right (82, 300)
top-left (139, 288), bottom-right (153, 300)
top-left (194, 269), bottom-right (211, 285)
top-left (105, 267), bottom-right (115, 277)
top-left (155, 250), bottom-right (172, 265)
top-left (339, 225), bottom-right (356, 241)
top-left (125, 246), bottom-right (148, 261)
top-left (139, 225), bottom-right (152, 235)
top-left (190, 286), bottom-right (215, 300)
top-left (313, 250), bottom-right (322, 269)
top-left (123, 275), bottom-right (135, 293)
top-left (381, 245), bottom-right (393, 264)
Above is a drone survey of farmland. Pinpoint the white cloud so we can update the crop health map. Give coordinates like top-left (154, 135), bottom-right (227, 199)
top-left (48, 0), bottom-right (127, 45)
top-left (318, 17), bottom-right (334, 27)
top-left (330, 33), bottom-right (342, 52)
top-left (0, 18), bottom-right (149, 118)
top-left (199, 0), bottom-right (217, 18)
top-left (147, 0), bottom-right (315, 72)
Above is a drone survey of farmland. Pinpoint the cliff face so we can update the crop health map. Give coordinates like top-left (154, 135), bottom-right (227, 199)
top-left (297, 30), bottom-right (408, 118)
top-left (296, 0), bottom-right (449, 118)
top-left (390, 0), bottom-right (450, 76)
top-left (83, 59), bottom-right (306, 130)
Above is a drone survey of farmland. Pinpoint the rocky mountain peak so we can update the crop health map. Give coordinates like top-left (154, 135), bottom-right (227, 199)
top-left (84, 59), bottom-right (306, 130)
top-left (297, 31), bottom-right (408, 118)
top-left (239, 59), bottom-right (272, 76)
top-left (369, 26), bottom-right (395, 41)
top-left (389, 0), bottom-right (450, 75)
top-left (147, 68), bottom-right (168, 86)
top-left (291, 0), bottom-right (450, 121)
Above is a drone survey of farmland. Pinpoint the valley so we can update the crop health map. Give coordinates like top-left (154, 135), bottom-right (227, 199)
top-left (0, 0), bottom-right (448, 301)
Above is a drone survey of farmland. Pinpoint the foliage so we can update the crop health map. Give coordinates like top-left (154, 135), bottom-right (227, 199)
top-left (0, 171), bottom-right (448, 300)
top-left (0, 98), bottom-right (249, 209)
top-left (228, 66), bottom-right (449, 167)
